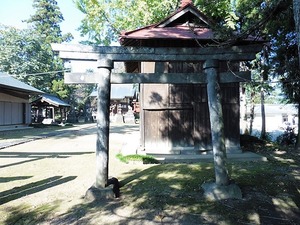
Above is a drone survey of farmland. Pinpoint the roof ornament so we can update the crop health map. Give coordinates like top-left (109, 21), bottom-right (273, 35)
top-left (180, 0), bottom-right (193, 7)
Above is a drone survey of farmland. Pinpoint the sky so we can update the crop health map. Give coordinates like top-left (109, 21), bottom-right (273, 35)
top-left (0, 0), bottom-right (133, 94)
top-left (0, 0), bottom-right (85, 43)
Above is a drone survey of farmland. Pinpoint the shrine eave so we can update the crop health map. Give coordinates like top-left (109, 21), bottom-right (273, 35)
top-left (120, 26), bottom-right (214, 41)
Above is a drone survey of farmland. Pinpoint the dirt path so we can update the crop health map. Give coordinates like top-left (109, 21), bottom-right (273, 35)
top-left (0, 123), bottom-right (158, 224)
top-left (1, 124), bottom-right (299, 225)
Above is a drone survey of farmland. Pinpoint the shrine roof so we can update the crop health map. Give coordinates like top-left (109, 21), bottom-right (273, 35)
top-left (31, 94), bottom-right (70, 108)
top-left (119, 1), bottom-right (264, 46)
top-left (120, 26), bottom-right (214, 40)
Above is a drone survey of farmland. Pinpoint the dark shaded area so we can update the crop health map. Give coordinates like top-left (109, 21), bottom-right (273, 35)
top-left (37, 154), bottom-right (299, 225)
top-left (0, 176), bottom-right (32, 183)
top-left (0, 176), bottom-right (76, 205)
top-left (3, 203), bottom-right (60, 225)
top-left (106, 177), bottom-right (120, 198)
top-left (0, 151), bottom-right (93, 169)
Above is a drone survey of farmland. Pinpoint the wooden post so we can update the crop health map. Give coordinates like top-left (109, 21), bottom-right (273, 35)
top-left (204, 59), bottom-right (229, 186)
top-left (95, 59), bottom-right (113, 189)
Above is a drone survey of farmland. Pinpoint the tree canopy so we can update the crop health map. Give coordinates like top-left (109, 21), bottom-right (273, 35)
top-left (75, 0), bottom-right (179, 45)
top-left (25, 0), bottom-right (73, 43)
top-left (0, 25), bottom-right (56, 92)
top-left (0, 0), bottom-right (74, 97)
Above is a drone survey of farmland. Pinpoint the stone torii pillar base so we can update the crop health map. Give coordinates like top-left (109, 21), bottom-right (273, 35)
top-left (201, 182), bottom-right (242, 201)
top-left (85, 177), bottom-right (120, 202)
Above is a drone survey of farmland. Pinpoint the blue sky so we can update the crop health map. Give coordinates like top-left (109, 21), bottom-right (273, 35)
top-left (0, 0), bottom-right (85, 43)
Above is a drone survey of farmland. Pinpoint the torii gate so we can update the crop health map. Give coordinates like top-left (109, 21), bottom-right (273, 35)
top-left (52, 43), bottom-right (262, 199)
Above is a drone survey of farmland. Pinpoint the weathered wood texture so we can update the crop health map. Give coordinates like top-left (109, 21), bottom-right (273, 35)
top-left (141, 62), bottom-right (240, 153)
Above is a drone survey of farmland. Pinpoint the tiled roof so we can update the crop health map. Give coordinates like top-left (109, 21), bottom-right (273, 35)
top-left (31, 94), bottom-right (70, 107)
top-left (0, 72), bottom-right (43, 94)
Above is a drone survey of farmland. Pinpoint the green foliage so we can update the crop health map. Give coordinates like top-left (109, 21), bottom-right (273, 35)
top-left (51, 79), bottom-right (73, 99)
top-left (24, 0), bottom-right (74, 94)
top-left (75, 0), bottom-right (178, 45)
top-left (116, 153), bottom-right (159, 164)
top-left (194, 0), bottom-right (232, 22)
top-left (0, 25), bottom-right (56, 91)
top-left (0, 0), bottom-right (78, 101)
top-left (25, 0), bottom-right (73, 43)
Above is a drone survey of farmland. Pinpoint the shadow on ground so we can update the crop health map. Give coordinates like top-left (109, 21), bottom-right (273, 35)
top-left (14, 160), bottom-right (297, 225)
top-left (0, 176), bottom-right (77, 205)
top-left (0, 151), bottom-right (94, 169)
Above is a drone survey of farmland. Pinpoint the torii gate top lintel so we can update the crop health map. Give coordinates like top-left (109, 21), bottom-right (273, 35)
top-left (51, 43), bottom-right (263, 62)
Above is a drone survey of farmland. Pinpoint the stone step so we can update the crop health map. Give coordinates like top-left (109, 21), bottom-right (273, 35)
top-left (147, 152), bottom-right (268, 163)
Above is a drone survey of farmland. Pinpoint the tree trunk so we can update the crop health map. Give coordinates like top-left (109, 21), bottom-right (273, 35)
top-left (293, 0), bottom-right (300, 68)
top-left (293, 0), bottom-right (300, 151)
top-left (204, 59), bottom-right (229, 186)
top-left (260, 88), bottom-right (266, 139)
top-left (249, 93), bottom-right (255, 135)
top-left (295, 104), bottom-right (300, 150)
top-left (240, 87), bottom-right (249, 134)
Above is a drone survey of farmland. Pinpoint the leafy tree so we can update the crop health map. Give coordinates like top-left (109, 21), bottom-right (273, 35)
top-left (24, 0), bottom-right (74, 99)
top-left (0, 25), bottom-right (55, 92)
top-left (75, 0), bottom-right (179, 45)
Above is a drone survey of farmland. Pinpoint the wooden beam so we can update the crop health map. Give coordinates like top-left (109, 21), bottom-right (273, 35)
top-left (64, 71), bottom-right (250, 84)
top-left (52, 43), bottom-right (263, 62)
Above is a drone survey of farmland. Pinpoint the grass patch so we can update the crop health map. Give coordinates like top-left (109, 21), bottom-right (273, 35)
top-left (116, 153), bottom-right (159, 164)
top-left (119, 159), bottom-right (299, 224)
top-left (3, 203), bottom-right (60, 225)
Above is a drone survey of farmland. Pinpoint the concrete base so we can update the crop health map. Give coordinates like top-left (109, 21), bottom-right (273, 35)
top-left (85, 185), bottom-right (115, 202)
top-left (148, 151), bottom-right (267, 163)
top-left (201, 182), bottom-right (242, 201)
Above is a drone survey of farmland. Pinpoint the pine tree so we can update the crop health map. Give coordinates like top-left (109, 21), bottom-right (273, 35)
top-left (26, 0), bottom-right (72, 43)
top-left (25, 0), bottom-right (73, 99)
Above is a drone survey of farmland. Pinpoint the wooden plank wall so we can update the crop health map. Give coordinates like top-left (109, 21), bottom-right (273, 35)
top-left (141, 61), bottom-right (240, 153)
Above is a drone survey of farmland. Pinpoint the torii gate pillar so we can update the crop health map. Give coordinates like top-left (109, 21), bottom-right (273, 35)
top-left (204, 59), bottom-right (229, 186)
top-left (202, 59), bottom-right (242, 200)
top-left (85, 58), bottom-right (118, 201)
top-left (95, 59), bottom-right (113, 189)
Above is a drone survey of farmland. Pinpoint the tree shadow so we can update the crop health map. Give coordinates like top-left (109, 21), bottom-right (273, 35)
top-left (0, 151), bottom-right (94, 169)
top-left (0, 176), bottom-right (76, 205)
top-left (0, 124), bottom-right (97, 144)
top-left (2, 160), bottom-right (298, 224)
top-left (49, 163), bottom-right (220, 225)
top-left (3, 203), bottom-right (60, 225)
top-left (0, 176), bottom-right (32, 183)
